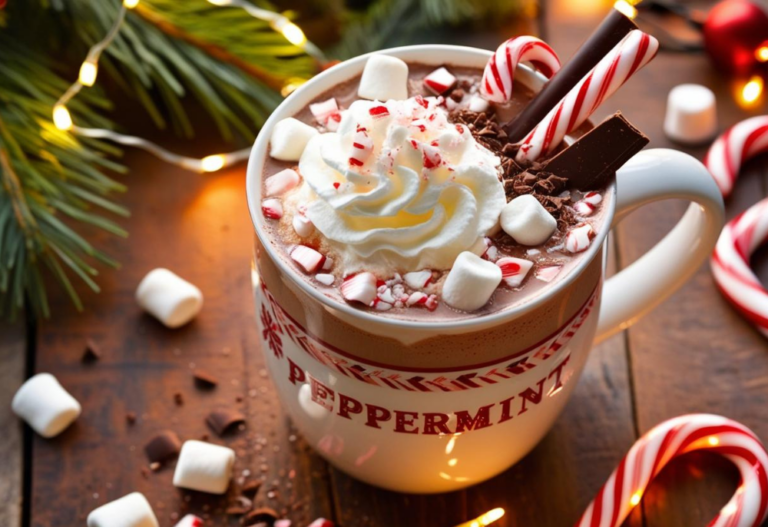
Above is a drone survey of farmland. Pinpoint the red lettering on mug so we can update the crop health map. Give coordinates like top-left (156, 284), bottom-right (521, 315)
top-left (365, 404), bottom-right (392, 429)
top-left (423, 412), bottom-right (452, 435)
top-left (498, 396), bottom-right (516, 424)
top-left (455, 404), bottom-right (494, 433)
top-left (394, 410), bottom-right (420, 434)
top-left (287, 357), bottom-right (305, 385)
top-left (518, 378), bottom-right (546, 415)
top-left (310, 376), bottom-right (335, 411)
top-left (338, 394), bottom-right (363, 420)
top-left (547, 355), bottom-right (570, 394)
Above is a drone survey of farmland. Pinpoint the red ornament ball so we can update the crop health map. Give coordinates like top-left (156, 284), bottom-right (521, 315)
top-left (703, 0), bottom-right (768, 76)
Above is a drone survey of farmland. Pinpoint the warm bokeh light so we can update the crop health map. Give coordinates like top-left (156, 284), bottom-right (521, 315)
top-left (78, 60), bottom-right (98, 87)
top-left (708, 436), bottom-right (720, 446)
top-left (738, 76), bottom-right (764, 107)
top-left (630, 491), bottom-right (643, 506)
top-left (614, 0), bottom-right (638, 20)
top-left (455, 508), bottom-right (506, 527)
top-left (123, 0), bottom-right (140, 8)
top-left (201, 154), bottom-right (226, 172)
top-left (280, 78), bottom-right (306, 98)
top-left (756, 45), bottom-right (768, 63)
top-left (53, 105), bottom-right (73, 131)
top-left (207, 0), bottom-right (232, 5)
top-left (279, 21), bottom-right (307, 47)
top-left (448, 458), bottom-right (458, 467)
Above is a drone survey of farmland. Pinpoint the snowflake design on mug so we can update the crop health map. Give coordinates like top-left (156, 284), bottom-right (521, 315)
top-left (260, 305), bottom-right (283, 359)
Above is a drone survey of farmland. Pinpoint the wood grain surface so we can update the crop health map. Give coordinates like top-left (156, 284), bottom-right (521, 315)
top-left (3, 0), bottom-right (768, 526)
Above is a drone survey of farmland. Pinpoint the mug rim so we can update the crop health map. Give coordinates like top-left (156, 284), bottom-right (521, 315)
top-left (246, 44), bottom-right (616, 331)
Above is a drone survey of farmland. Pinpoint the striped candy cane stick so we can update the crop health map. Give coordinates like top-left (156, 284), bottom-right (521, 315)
top-left (711, 198), bottom-right (768, 337)
top-left (516, 30), bottom-right (659, 164)
top-left (577, 414), bottom-right (768, 527)
top-left (481, 36), bottom-right (561, 103)
top-left (705, 116), bottom-right (768, 198)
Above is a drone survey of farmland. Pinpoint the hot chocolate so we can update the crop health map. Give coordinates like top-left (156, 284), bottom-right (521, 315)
top-left (257, 58), bottom-right (611, 321)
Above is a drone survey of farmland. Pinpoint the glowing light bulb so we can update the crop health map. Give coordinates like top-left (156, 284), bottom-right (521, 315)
top-left (739, 76), bottom-right (764, 107)
top-left (53, 105), bottom-right (73, 131)
top-left (614, 0), bottom-right (638, 19)
top-left (756, 45), bottom-right (768, 63)
top-left (207, 0), bottom-right (232, 4)
top-left (201, 154), bottom-right (226, 172)
top-left (708, 436), bottom-right (720, 446)
top-left (79, 60), bottom-right (98, 87)
top-left (280, 78), bottom-right (306, 97)
top-left (123, 0), bottom-right (140, 8)
top-left (630, 491), bottom-right (643, 506)
top-left (272, 18), bottom-right (306, 46)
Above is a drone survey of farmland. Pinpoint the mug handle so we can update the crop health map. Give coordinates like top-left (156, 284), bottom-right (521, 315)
top-left (595, 148), bottom-right (725, 343)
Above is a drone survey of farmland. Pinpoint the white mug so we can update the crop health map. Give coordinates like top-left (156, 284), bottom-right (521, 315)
top-left (246, 45), bottom-right (725, 493)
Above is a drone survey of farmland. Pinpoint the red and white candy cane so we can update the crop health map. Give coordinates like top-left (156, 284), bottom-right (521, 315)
top-left (711, 198), bottom-right (768, 337)
top-left (516, 30), bottom-right (659, 164)
top-left (705, 116), bottom-right (768, 198)
top-left (481, 36), bottom-right (561, 103)
top-left (577, 414), bottom-right (768, 527)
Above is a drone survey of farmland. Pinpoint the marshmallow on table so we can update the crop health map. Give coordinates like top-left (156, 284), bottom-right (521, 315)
top-left (136, 268), bottom-right (203, 328)
top-left (87, 492), bottom-right (158, 527)
top-left (270, 117), bottom-right (319, 161)
top-left (500, 195), bottom-right (557, 246)
top-left (358, 55), bottom-right (409, 101)
top-left (173, 440), bottom-right (235, 494)
top-left (663, 84), bottom-right (717, 145)
top-left (12, 373), bottom-right (81, 438)
top-left (442, 251), bottom-right (502, 311)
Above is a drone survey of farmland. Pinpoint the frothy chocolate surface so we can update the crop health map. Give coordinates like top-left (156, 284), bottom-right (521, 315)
top-left (259, 62), bottom-right (610, 321)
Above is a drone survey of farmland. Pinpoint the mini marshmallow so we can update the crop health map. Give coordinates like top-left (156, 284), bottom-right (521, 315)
top-left (468, 95), bottom-right (490, 113)
top-left (442, 251), bottom-right (502, 311)
top-left (663, 84), bottom-right (717, 145)
top-left (12, 373), bottom-right (81, 438)
top-left (265, 169), bottom-right (300, 197)
top-left (174, 515), bottom-right (203, 527)
top-left (87, 492), bottom-right (158, 527)
top-left (136, 269), bottom-right (203, 329)
top-left (500, 195), bottom-right (557, 246)
top-left (358, 55), bottom-right (409, 101)
top-left (270, 117), bottom-right (319, 161)
top-left (292, 214), bottom-right (315, 238)
top-left (173, 440), bottom-right (235, 494)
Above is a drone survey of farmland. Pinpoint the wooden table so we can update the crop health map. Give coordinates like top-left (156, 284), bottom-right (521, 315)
top-left (3, 1), bottom-right (768, 525)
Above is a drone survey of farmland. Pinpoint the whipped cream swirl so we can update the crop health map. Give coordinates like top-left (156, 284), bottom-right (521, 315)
top-left (295, 96), bottom-right (505, 273)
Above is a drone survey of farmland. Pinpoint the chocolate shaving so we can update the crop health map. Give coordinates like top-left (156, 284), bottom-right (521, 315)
top-left (205, 408), bottom-right (245, 436)
top-left (450, 109), bottom-right (508, 153)
top-left (193, 369), bottom-right (219, 389)
top-left (82, 339), bottom-right (101, 363)
top-left (243, 507), bottom-right (278, 526)
top-left (144, 430), bottom-right (182, 463)
top-left (542, 112), bottom-right (649, 189)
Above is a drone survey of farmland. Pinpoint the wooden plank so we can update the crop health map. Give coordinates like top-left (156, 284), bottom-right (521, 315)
top-left (329, 4), bottom-right (640, 526)
top-left (0, 320), bottom-right (25, 527)
top-left (606, 11), bottom-right (768, 524)
top-left (28, 115), bottom-right (334, 526)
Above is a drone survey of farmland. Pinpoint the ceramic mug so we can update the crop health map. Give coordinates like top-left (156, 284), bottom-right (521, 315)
top-left (246, 45), bottom-right (725, 493)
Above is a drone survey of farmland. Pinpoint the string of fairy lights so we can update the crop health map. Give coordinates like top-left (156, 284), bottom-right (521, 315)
top-left (52, 0), bottom-right (326, 173)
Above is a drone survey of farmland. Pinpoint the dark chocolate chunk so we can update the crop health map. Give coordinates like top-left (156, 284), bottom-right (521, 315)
top-left (241, 479), bottom-right (262, 498)
top-left (82, 339), bottom-right (101, 363)
top-left (542, 112), bottom-right (649, 189)
top-left (144, 430), bottom-right (182, 463)
top-left (193, 369), bottom-right (218, 389)
top-left (173, 392), bottom-right (184, 406)
top-left (243, 507), bottom-right (278, 526)
top-left (205, 408), bottom-right (245, 436)
top-left (126, 411), bottom-right (137, 425)
top-left (504, 9), bottom-right (637, 141)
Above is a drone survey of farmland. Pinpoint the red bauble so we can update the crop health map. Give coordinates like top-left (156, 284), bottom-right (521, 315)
top-left (703, 0), bottom-right (768, 76)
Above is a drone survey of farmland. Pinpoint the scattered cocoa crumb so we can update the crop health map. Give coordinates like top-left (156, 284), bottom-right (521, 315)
top-left (149, 462), bottom-right (161, 471)
top-left (126, 412), bottom-right (137, 425)
top-left (449, 88), bottom-right (465, 102)
top-left (193, 369), bottom-right (218, 389)
top-left (173, 393), bottom-right (184, 406)
top-left (144, 430), bottom-right (182, 463)
top-left (226, 505), bottom-right (251, 516)
top-left (82, 339), bottom-right (101, 363)
top-left (206, 408), bottom-right (246, 436)
top-left (243, 507), bottom-right (278, 526)
top-left (140, 467), bottom-right (150, 479)
top-left (236, 395), bottom-right (244, 403)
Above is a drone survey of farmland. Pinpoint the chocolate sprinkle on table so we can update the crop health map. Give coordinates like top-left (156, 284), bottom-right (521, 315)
top-left (205, 408), bottom-right (246, 436)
